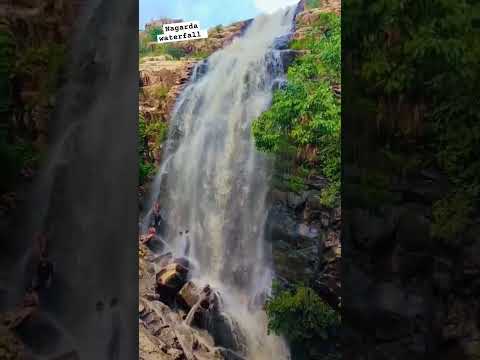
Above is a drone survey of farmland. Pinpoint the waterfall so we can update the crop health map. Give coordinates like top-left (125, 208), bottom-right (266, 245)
top-left (145, 6), bottom-right (297, 359)
top-left (3, 0), bottom-right (139, 359)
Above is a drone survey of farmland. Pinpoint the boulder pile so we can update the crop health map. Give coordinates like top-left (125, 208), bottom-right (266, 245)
top-left (139, 250), bottom-right (247, 360)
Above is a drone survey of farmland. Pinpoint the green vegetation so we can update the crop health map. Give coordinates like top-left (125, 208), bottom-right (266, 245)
top-left (138, 114), bottom-right (169, 184)
top-left (0, 29), bottom-right (14, 115)
top-left (0, 25), bottom-right (62, 194)
top-left (147, 26), bottom-right (163, 42)
top-left (305, 0), bottom-right (322, 10)
top-left (431, 192), bottom-right (473, 242)
top-left (15, 44), bottom-right (66, 105)
top-left (252, 13), bottom-right (340, 207)
top-left (138, 114), bottom-right (155, 184)
top-left (147, 84), bottom-right (169, 100)
top-left (344, 0), bottom-right (480, 240)
top-left (265, 284), bottom-right (340, 359)
top-left (145, 121), bottom-right (168, 151)
top-left (0, 131), bottom-right (41, 192)
top-left (139, 40), bottom-right (188, 60)
top-left (164, 46), bottom-right (186, 60)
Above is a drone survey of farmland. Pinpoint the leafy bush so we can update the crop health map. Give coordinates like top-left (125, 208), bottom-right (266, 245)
top-left (138, 114), bottom-right (169, 184)
top-left (164, 46), bottom-right (186, 60)
top-left (431, 191), bottom-right (473, 242)
top-left (0, 131), bottom-right (40, 192)
top-left (253, 13), bottom-right (341, 206)
top-left (344, 0), bottom-right (480, 234)
top-left (0, 29), bottom-right (14, 115)
top-left (147, 26), bottom-right (163, 42)
top-left (266, 284), bottom-right (340, 359)
top-left (139, 161), bottom-right (155, 185)
top-left (306, 0), bottom-right (322, 9)
top-left (149, 85), bottom-right (169, 100)
top-left (15, 43), bottom-right (66, 105)
top-left (145, 121), bottom-right (168, 150)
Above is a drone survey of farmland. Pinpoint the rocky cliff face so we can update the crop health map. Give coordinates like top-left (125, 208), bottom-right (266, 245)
top-left (138, 20), bottom-right (251, 182)
top-left (1, 0), bottom-right (82, 148)
top-left (139, 20), bottom-right (250, 121)
top-left (264, 0), bottom-right (342, 310)
top-left (139, 245), bottom-right (247, 360)
top-left (266, 175), bottom-right (341, 308)
top-left (344, 166), bottom-right (480, 359)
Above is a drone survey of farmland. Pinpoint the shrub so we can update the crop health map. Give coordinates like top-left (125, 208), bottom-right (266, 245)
top-left (147, 26), bottom-right (163, 42)
top-left (266, 284), bottom-right (340, 359)
top-left (0, 29), bottom-right (14, 115)
top-left (252, 13), bottom-right (341, 206)
top-left (145, 121), bottom-right (168, 149)
top-left (164, 46), bottom-right (186, 60)
top-left (0, 131), bottom-right (40, 192)
top-left (150, 85), bottom-right (169, 100)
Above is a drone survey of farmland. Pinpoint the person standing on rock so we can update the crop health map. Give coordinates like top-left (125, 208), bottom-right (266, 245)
top-left (139, 227), bottom-right (157, 245)
top-left (150, 201), bottom-right (164, 233)
top-left (31, 232), bottom-right (54, 296)
top-left (33, 251), bottom-right (54, 292)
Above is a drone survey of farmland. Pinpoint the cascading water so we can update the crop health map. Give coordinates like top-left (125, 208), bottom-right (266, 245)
top-left (144, 5), bottom-right (298, 359)
top-left (3, 1), bottom-right (139, 359)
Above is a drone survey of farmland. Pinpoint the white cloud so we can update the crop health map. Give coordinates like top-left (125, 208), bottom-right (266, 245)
top-left (254, 0), bottom-right (299, 13)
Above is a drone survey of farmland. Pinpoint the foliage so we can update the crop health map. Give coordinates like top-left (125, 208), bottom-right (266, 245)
top-left (306, 0), bottom-right (322, 10)
top-left (138, 114), bottom-right (154, 184)
top-left (265, 283), bottom-right (340, 359)
top-left (149, 84), bottom-right (169, 100)
top-left (138, 114), bottom-right (169, 184)
top-left (139, 31), bottom-right (151, 56)
top-left (0, 131), bottom-right (40, 192)
top-left (253, 12), bottom-right (341, 207)
top-left (147, 26), bottom-right (163, 42)
top-left (14, 43), bottom-right (66, 104)
top-left (431, 191), bottom-right (473, 242)
top-left (145, 121), bottom-right (168, 150)
top-left (164, 46), bottom-right (186, 60)
top-left (343, 0), bottom-right (480, 238)
top-left (139, 161), bottom-right (155, 185)
top-left (0, 28), bottom-right (15, 115)
top-left (139, 40), bottom-right (188, 60)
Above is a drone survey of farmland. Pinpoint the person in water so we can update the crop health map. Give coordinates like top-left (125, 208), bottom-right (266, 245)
top-left (31, 231), bottom-right (54, 292)
top-left (140, 227), bottom-right (157, 245)
top-left (150, 201), bottom-right (164, 233)
top-left (34, 252), bottom-right (54, 291)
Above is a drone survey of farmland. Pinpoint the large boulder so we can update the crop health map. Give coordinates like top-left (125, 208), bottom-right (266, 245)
top-left (205, 312), bottom-right (247, 355)
top-left (156, 263), bottom-right (189, 290)
top-left (177, 281), bottom-right (200, 309)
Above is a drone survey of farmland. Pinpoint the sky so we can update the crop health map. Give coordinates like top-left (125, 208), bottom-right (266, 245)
top-left (139, 0), bottom-right (299, 30)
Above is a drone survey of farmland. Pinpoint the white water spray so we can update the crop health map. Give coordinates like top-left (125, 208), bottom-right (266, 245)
top-left (145, 6), bottom-right (297, 360)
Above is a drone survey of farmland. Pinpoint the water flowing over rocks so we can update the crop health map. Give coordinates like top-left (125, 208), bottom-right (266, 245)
top-left (140, 6), bottom-right (301, 360)
top-left (139, 244), bottom-right (248, 360)
top-left (266, 175), bottom-right (341, 309)
top-left (344, 164), bottom-right (480, 358)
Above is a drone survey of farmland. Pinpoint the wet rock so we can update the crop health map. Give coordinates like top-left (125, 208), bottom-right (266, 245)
top-left (351, 208), bottom-right (397, 250)
top-left (395, 207), bottom-right (431, 252)
top-left (214, 347), bottom-right (247, 360)
top-left (272, 34), bottom-right (291, 50)
top-left (205, 312), bottom-right (247, 355)
top-left (278, 49), bottom-right (305, 68)
top-left (178, 282), bottom-right (200, 309)
top-left (156, 263), bottom-right (189, 291)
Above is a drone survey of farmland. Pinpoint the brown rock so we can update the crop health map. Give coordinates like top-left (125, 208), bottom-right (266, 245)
top-left (156, 263), bottom-right (189, 290)
top-left (178, 282), bottom-right (200, 309)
